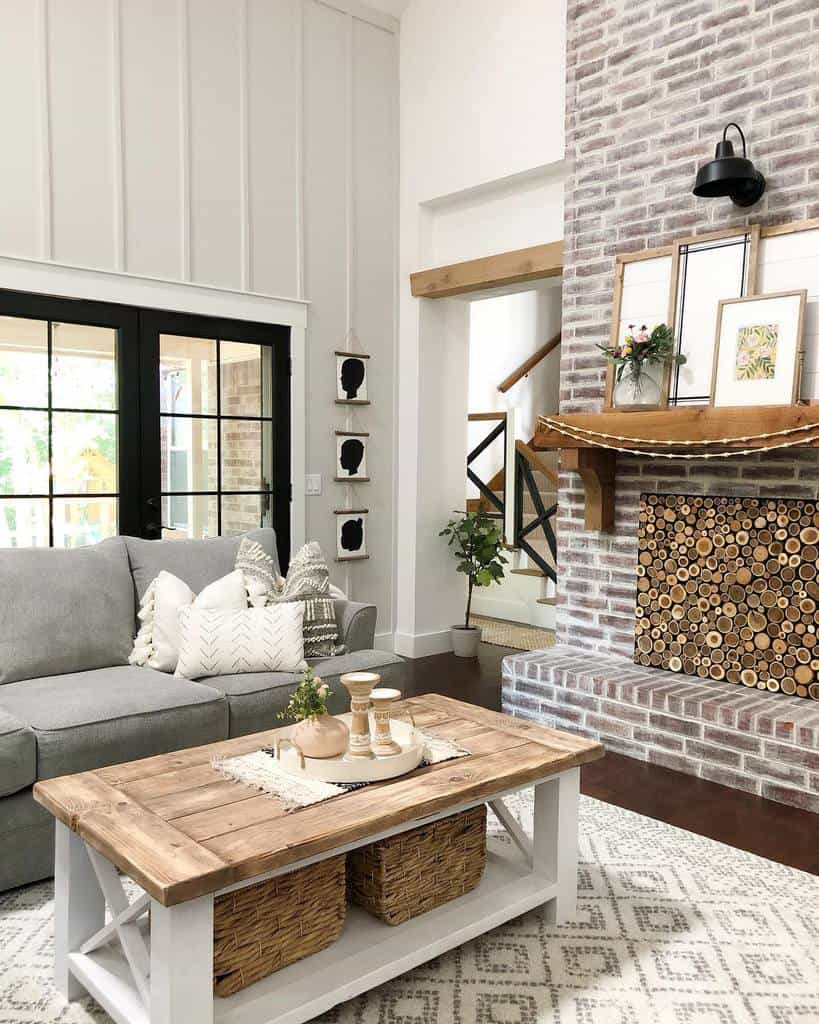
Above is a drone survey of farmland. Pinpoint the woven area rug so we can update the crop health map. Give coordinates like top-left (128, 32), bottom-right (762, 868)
top-left (1, 793), bottom-right (817, 1023)
top-left (471, 614), bottom-right (557, 652)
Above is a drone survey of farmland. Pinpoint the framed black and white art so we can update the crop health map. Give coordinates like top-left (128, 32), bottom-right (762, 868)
top-left (335, 509), bottom-right (368, 561)
top-left (335, 351), bottom-right (369, 404)
top-left (335, 431), bottom-right (369, 482)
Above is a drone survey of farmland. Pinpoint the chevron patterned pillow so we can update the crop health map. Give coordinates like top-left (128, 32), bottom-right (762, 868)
top-left (175, 604), bottom-right (307, 680)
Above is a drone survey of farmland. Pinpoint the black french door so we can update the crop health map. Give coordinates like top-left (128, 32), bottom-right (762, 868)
top-left (138, 309), bottom-right (291, 569)
top-left (0, 290), bottom-right (291, 564)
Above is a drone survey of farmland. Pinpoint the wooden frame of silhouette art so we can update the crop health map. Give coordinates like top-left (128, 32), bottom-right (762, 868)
top-left (334, 431), bottom-right (369, 482)
top-left (335, 351), bottom-right (370, 404)
top-left (335, 508), bottom-right (368, 561)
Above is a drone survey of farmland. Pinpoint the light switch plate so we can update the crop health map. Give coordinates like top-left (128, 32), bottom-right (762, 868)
top-left (305, 474), bottom-right (322, 496)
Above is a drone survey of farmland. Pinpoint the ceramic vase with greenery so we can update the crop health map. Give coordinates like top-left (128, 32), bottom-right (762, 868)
top-left (597, 323), bottom-right (684, 409)
top-left (279, 666), bottom-right (349, 758)
top-left (439, 509), bottom-right (508, 657)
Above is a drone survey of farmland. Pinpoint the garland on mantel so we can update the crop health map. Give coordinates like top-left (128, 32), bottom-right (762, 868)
top-left (537, 415), bottom-right (819, 460)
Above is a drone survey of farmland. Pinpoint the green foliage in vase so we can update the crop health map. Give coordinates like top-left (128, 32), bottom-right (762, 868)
top-left (279, 666), bottom-right (331, 722)
top-left (597, 323), bottom-right (686, 383)
top-left (439, 509), bottom-right (508, 628)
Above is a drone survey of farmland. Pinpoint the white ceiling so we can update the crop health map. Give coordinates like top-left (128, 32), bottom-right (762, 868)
top-left (365, 0), bottom-right (410, 19)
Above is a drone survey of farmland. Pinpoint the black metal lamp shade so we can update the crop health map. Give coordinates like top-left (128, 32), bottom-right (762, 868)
top-left (693, 122), bottom-right (765, 208)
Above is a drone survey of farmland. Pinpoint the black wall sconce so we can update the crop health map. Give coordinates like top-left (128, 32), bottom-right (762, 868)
top-left (692, 122), bottom-right (766, 208)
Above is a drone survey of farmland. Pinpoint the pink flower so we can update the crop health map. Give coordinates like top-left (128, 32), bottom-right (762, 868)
top-left (637, 329), bottom-right (650, 344)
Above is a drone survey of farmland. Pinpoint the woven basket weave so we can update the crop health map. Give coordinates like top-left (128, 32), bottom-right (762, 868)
top-left (346, 805), bottom-right (487, 926)
top-left (213, 854), bottom-right (346, 997)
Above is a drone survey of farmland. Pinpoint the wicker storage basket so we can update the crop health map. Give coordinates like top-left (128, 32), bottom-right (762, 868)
top-left (346, 805), bottom-right (487, 926)
top-left (213, 854), bottom-right (346, 997)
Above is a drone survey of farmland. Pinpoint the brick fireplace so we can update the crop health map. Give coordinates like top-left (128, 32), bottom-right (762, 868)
top-left (502, 0), bottom-right (819, 811)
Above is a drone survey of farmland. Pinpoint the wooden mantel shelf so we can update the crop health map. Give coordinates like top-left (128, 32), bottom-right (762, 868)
top-left (533, 405), bottom-right (819, 532)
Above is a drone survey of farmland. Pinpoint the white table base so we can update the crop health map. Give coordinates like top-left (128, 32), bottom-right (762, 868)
top-left (54, 767), bottom-right (580, 1024)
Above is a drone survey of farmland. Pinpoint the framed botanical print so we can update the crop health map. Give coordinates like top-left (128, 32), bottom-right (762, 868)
top-left (335, 509), bottom-right (368, 561)
top-left (711, 290), bottom-right (807, 407)
top-left (335, 431), bottom-right (369, 481)
top-left (335, 351), bottom-right (369, 404)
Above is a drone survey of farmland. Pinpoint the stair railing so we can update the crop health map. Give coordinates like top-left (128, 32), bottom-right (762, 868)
top-left (466, 412), bottom-right (506, 518)
top-left (496, 331), bottom-right (561, 394)
top-left (513, 440), bottom-right (558, 582)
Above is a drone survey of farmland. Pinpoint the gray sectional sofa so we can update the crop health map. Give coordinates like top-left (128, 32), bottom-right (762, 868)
top-left (0, 528), bottom-right (405, 893)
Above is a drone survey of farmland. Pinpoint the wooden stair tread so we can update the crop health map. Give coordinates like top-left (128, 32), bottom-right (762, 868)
top-left (537, 597), bottom-right (557, 605)
top-left (511, 568), bottom-right (545, 577)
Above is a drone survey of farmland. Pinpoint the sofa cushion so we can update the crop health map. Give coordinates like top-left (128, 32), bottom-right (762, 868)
top-left (0, 537), bottom-right (135, 685)
top-left (0, 707), bottom-right (36, 797)
top-left (211, 650), bottom-right (407, 737)
top-left (124, 528), bottom-right (280, 603)
top-left (0, 666), bottom-right (227, 779)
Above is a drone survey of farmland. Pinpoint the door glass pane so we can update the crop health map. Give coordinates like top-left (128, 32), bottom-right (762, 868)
top-left (52, 412), bottom-right (118, 494)
top-left (161, 417), bottom-right (217, 492)
top-left (0, 409), bottom-right (49, 494)
top-left (52, 323), bottom-right (117, 410)
top-left (160, 336), bottom-right (217, 415)
top-left (161, 495), bottom-right (218, 541)
top-left (221, 493), bottom-right (271, 536)
top-left (0, 497), bottom-right (49, 547)
top-left (0, 317), bottom-right (48, 407)
top-left (221, 419), bottom-right (271, 492)
top-left (220, 341), bottom-right (267, 417)
top-left (53, 497), bottom-right (118, 548)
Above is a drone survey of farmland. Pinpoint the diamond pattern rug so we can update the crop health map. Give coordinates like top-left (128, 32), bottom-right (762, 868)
top-left (1, 793), bottom-right (817, 1023)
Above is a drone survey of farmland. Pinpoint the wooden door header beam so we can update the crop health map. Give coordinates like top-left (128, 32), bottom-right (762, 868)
top-left (410, 241), bottom-right (563, 299)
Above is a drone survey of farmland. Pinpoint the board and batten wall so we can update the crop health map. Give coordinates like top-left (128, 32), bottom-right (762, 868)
top-left (0, 0), bottom-right (398, 642)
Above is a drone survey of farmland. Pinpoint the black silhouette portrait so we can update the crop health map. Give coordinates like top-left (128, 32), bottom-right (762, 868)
top-left (339, 438), bottom-right (365, 477)
top-left (340, 357), bottom-right (366, 400)
top-left (340, 518), bottom-right (364, 552)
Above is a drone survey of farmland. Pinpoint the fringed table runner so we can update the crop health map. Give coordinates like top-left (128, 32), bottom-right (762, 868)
top-left (213, 731), bottom-right (469, 812)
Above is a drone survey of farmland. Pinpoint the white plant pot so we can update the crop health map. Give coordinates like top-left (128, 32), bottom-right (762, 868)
top-left (451, 625), bottom-right (481, 658)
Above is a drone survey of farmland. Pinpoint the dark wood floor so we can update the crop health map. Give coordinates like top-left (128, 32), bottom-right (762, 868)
top-left (403, 643), bottom-right (819, 876)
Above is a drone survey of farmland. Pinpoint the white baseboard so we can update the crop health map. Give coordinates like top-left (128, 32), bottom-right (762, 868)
top-left (373, 631), bottom-right (396, 652)
top-left (393, 629), bottom-right (452, 659)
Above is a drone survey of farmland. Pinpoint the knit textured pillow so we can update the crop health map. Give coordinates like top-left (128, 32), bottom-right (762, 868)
top-left (235, 537), bottom-right (278, 607)
top-left (271, 542), bottom-right (344, 659)
top-left (175, 604), bottom-right (307, 680)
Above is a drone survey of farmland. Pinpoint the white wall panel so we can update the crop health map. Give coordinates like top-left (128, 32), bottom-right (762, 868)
top-left (0, 0), bottom-right (398, 639)
top-left (47, 0), bottom-right (116, 267)
top-left (120, 0), bottom-right (183, 279)
top-left (350, 16), bottom-right (397, 628)
top-left (303, 0), bottom-right (350, 590)
top-left (247, 0), bottom-right (300, 297)
top-left (0, 1), bottom-right (42, 258)
top-left (187, 0), bottom-right (242, 287)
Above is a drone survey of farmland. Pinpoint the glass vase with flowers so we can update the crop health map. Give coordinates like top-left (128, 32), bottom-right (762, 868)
top-left (598, 323), bottom-right (684, 410)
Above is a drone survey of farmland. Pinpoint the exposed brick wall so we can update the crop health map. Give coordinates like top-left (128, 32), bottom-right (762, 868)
top-left (559, 0), bottom-right (819, 657)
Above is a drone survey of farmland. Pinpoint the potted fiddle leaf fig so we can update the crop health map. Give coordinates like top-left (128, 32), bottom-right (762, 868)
top-left (440, 509), bottom-right (508, 657)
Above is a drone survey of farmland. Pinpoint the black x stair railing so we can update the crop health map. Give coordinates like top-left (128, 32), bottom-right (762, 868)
top-left (466, 415), bottom-right (506, 518)
top-left (514, 446), bottom-right (557, 582)
top-left (466, 414), bottom-right (559, 586)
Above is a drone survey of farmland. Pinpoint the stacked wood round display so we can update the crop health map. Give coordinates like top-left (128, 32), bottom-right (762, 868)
top-left (634, 494), bottom-right (819, 701)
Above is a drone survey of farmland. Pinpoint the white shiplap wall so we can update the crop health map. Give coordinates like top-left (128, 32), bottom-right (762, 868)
top-left (0, 0), bottom-right (398, 640)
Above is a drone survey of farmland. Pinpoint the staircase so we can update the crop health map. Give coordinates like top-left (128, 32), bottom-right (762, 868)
top-left (467, 435), bottom-right (558, 630)
top-left (466, 332), bottom-right (562, 632)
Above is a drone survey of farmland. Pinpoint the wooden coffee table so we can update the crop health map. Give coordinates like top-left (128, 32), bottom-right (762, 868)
top-left (34, 693), bottom-right (603, 1024)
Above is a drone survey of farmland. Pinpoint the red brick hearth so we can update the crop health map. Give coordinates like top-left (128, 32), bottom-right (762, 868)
top-left (502, 646), bottom-right (819, 813)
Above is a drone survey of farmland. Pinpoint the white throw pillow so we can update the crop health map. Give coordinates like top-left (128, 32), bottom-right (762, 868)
top-left (130, 570), bottom-right (248, 673)
top-left (175, 604), bottom-right (307, 680)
